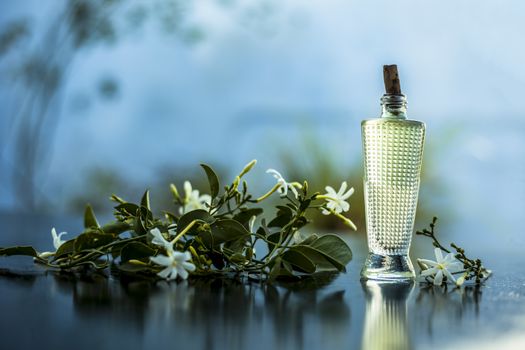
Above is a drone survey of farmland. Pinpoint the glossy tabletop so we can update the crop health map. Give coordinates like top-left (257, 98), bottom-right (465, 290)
top-left (1, 212), bottom-right (524, 350)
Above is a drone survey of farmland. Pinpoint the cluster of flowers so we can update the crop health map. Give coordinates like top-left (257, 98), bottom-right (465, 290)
top-left (417, 248), bottom-right (491, 287)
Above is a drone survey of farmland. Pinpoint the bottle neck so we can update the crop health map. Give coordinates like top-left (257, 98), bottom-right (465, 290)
top-left (380, 94), bottom-right (407, 119)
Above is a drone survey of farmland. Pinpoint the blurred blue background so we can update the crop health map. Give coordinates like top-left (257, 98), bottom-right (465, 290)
top-left (0, 0), bottom-right (524, 256)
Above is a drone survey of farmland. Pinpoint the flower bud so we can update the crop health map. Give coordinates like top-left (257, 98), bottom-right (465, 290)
top-left (239, 159), bottom-right (257, 178)
top-left (170, 183), bottom-right (180, 200)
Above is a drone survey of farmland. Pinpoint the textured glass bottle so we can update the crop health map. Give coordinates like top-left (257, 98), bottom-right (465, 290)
top-left (361, 94), bottom-right (425, 281)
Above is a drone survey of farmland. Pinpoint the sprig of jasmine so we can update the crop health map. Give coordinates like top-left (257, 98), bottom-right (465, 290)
top-left (0, 160), bottom-right (357, 284)
top-left (416, 217), bottom-right (491, 286)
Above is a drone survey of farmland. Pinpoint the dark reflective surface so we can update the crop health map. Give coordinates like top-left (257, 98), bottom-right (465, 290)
top-left (1, 213), bottom-right (525, 350)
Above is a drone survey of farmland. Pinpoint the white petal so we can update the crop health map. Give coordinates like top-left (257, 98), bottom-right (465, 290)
top-left (150, 254), bottom-right (172, 267)
top-left (443, 268), bottom-right (456, 284)
top-left (182, 261), bottom-right (196, 272)
top-left (324, 186), bottom-right (336, 196)
top-left (418, 259), bottom-right (439, 267)
top-left (200, 194), bottom-right (211, 205)
top-left (184, 181), bottom-right (192, 197)
top-left (51, 228), bottom-right (58, 240)
top-left (54, 232), bottom-right (67, 249)
top-left (341, 187), bottom-right (355, 200)
top-left (434, 248), bottom-right (444, 262)
top-left (157, 266), bottom-right (173, 279)
top-left (171, 251), bottom-right (189, 262)
top-left (321, 208), bottom-right (330, 215)
top-left (166, 267), bottom-right (178, 280)
top-left (150, 228), bottom-right (172, 250)
top-left (332, 205), bottom-right (343, 214)
top-left (177, 266), bottom-right (189, 280)
top-left (248, 216), bottom-right (256, 233)
top-left (446, 261), bottom-right (463, 273)
top-left (433, 269), bottom-right (444, 285)
top-left (184, 251), bottom-right (192, 260)
top-left (420, 267), bottom-right (438, 277)
top-left (340, 201), bottom-right (350, 212)
top-left (338, 181), bottom-right (348, 196)
top-left (266, 169), bottom-right (282, 180)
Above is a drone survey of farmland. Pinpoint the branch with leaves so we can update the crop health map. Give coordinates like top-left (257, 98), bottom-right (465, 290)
top-left (416, 217), bottom-right (491, 286)
top-left (0, 160), bottom-right (357, 282)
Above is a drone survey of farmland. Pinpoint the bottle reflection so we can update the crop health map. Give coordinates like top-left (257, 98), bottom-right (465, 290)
top-left (361, 280), bottom-right (414, 350)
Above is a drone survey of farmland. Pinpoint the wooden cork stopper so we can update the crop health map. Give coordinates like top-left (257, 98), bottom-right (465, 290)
top-left (383, 65), bottom-right (402, 94)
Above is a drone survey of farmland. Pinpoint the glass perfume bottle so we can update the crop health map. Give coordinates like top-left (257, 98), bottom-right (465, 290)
top-left (361, 65), bottom-right (426, 281)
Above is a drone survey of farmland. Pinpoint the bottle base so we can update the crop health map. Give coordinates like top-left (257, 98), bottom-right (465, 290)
top-left (361, 253), bottom-right (415, 282)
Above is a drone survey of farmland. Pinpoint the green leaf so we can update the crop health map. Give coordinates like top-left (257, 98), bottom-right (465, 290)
top-left (268, 206), bottom-right (293, 228)
top-left (74, 232), bottom-right (116, 252)
top-left (228, 253), bottom-right (247, 264)
top-left (268, 257), bottom-right (294, 281)
top-left (120, 242), bottom-right (156, 263)
top-left (294, 235), bottom-right (352, 272)
top-left (309, 235), bottom-right (352, 270)
top-left (232, 207), bottom-right (263, 226)
top-left (223, 237), bottom-right (248, 254)
top-left (291, 246), bottom-right (334, 270)
top-left (211, 219), bottom-right (250, 243)
top-left (84, 204), bottom-right (100, 228)
top-left (266, 231), bottom-right (282, 252)
top-left (115, 203), bottom-right (139, 217)
top-left (178, 209), bottom-right (215, 234)
top-left (282, 249), bottom-right (316, 273)
top-left (134, 206), bottom-right (154, 236)
top-left (0, 246), bottom-right (38, 257)
top-left (100, 221), bottom-right (131, 236)
top-left (141, 190), bottom-right (151, 210)
top-left (54, 239), bottom-right (75, 258)
top-left (200, 163), bottom-right (220, 199)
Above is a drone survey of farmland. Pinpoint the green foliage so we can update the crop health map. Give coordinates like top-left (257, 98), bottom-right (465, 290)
top-left (84, 204), bottom-right (100, 228)
top-left (0, 246), bottom-right (38, 257)
top-left (0, 161), bottom-right (356, 282)
top-left (200, 163), bottom-right (220, 199)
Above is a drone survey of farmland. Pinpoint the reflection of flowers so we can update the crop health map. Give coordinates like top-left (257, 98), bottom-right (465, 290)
top-left (417, 248), bottom-right (463, 286)
top-left (321, 182), bottom-right (354, 215)
top-left (38, 228), bottom-right (68, 258)
top-left (179, 181), bottom-right (211, 214)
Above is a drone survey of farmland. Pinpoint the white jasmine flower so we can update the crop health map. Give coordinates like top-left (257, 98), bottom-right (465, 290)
top-left (179, 181), bottom-right (211, 214)
top-left (266, 168), bottom-right (300, 198)
top-left (51, 228), bottom-right (67, 250)
top-left (321, 182), bottom-right (354, 215)
top-left (150, 228), bottom-right (174, 251)
top-left (417, 248), bottom-right (463, 286)
top-left (38, 228), bottom-right (68, 258)
top-left (150, 250), bottom-right (196, 281)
